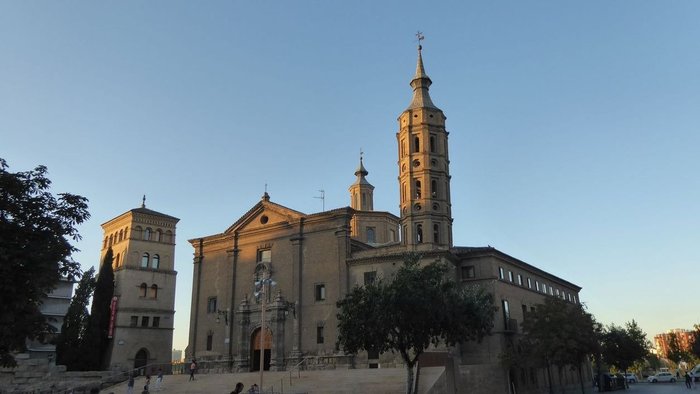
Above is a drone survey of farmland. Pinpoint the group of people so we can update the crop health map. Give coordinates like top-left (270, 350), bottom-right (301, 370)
top-left (126, 368), bottom-right (164, 394)
top-left (231, 382), bottom-right (259, 394)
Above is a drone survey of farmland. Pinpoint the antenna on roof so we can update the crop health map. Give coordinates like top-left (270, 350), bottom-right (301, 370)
top-left (314, 189), bottom-right (325, 212)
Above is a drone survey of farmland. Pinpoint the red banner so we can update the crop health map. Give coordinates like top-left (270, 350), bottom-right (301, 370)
top-left (108, 296), bottom-right (118, 338)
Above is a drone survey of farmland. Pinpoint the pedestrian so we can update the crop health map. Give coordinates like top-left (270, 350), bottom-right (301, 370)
top-left (127, 374), bottom-right (135, 394)
top-left (248, 383), bottom-right (259, 393)
top-left (230, 382), bottom-right (244, 394)
top-left (189, 359), bottom-right (197, 381)
top-left (140, 384), bottom-right (149, 394)
top-left (144, 374), bottom-right (151, 392)
top-left (686, 372), bottom-right (693, 389)
top-left (155, 368), bottom-right (163, 391)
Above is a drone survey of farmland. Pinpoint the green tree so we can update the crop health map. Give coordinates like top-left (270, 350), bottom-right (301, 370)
top-left (601, 321), bottom-right (649, 378)
top-left (336, 254), bottom-right (495, 394)
top-left (81, 249), bottom-right (114, 370)
top-left (690, 324), bottom-right (700, 360)
top-left (666, 332), bottom-right (691, 364)
top-left (55, 267), bottom-right (96, 370)
top-left (519, 297), bottom-right (600, 394)
top-left (0, 158), bottom-right (89, 367)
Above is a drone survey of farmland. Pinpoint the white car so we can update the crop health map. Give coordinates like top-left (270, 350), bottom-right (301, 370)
top-left (647, 372), bottom-right (676, 383)
top-left (623, 373), bottom-right (638, 383)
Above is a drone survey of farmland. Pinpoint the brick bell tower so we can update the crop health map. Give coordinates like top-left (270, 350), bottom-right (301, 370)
top-left (397, 39), bottom-right (453, 249)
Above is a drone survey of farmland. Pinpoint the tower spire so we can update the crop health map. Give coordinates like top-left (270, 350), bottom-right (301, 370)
top-left (407, 33), bottom-right (437, 110)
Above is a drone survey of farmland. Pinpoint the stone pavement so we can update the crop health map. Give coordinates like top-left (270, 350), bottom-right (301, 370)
top-left (101, 367), bottom-right (445, 394)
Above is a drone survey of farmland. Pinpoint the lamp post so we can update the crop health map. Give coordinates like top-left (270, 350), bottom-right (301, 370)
top-left (255, 264), bottom-right (275, 393)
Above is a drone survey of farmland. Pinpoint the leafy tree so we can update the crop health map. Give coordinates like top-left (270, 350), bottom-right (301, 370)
top-left (690, 324), bottom-right (700, 360)
top-left (666, 332), bottom-right (691, 364)
top-left (81, 249), bottom-right (114, 370)
top-left (0, 158), bottom-right (89, 367)
top-left (601, 320), bottom-right (649, 378)
top-left (55, 267), bottom-right (96, 370)
top-left (518, 297), bottom-right (600, 394)
top-left (336, 254), bottom-right (495, 394)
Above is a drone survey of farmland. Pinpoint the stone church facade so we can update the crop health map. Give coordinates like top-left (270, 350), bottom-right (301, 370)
top-left (186, 46), bottom-right (589, 393)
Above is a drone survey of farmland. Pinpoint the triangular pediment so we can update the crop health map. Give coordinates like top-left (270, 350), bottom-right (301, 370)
top-left (225, 199), bottom-right (305, 234)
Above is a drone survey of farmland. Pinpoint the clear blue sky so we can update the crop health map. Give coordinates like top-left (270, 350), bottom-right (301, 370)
top-left (2, 1), bottom-right (699, 353)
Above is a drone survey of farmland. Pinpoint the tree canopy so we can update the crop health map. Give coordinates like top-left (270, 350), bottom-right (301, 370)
top-left (55, 267), bottom-right (96, 370)
top-left (517, 297), bottom-right (600, 394)
top-left (691, 324), bottom-right (700, 360)
top-left (336, 254), bottom-right (495, 394)
top-left (81, 248), bottom-right (115, 370)
top-left (600, 320), bottom-right (649, 374)
top-left (0, 158), bottom-right (89, 367)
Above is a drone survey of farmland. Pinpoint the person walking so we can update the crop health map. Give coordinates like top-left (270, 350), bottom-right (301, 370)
top-left (686, 372), bottom-right (693, 389)
top-left (230, 382), bottom-right (245, 394)
top-left (189, 359), bottom-right (197, 381)
top-left (126, 374), bottom-right (135, 394)
top-left (154, 368), bottom-right (163, 391)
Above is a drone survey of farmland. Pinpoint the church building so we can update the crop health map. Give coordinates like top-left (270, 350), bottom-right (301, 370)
top-left (186, 45), bottom-right (587, 393)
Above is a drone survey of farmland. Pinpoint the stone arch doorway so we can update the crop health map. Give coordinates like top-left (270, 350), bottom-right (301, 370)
top-left (250, 327), bottom-right (272, 372)
top-left (134, 348), bottom-right (149, 372)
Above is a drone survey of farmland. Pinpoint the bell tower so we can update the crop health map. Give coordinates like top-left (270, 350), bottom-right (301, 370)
top-left (397, 40), bottom-right (453, 248)
top-left (348, 153), bottom-right (374, 212)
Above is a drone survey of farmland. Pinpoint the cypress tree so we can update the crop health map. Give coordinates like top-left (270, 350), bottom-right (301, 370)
top-left (81, 248), bottom-right (114, 370)
top-left (55, 267), bottom-right (96, 370)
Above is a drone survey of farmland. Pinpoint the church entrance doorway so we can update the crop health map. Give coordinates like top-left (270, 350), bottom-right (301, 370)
top-left (250, 327), bottom-right (272, 372)
top-left (134, 348), bottom-right (148, 373)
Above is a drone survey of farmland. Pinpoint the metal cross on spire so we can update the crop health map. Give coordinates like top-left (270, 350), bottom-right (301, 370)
top-left (416, 31), bottom-right (425, 50)
top-left (141, 195), bottom-right (146, 208)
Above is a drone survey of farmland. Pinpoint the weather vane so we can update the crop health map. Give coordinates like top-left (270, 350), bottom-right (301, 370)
top-left (416, 31), bottom-right (424, 50)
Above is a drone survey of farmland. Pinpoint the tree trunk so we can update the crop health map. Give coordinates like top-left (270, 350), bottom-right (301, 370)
top-left (577, 364), bottom-right (585, 394)
top-left (406, 363), bottom-right (415, 394)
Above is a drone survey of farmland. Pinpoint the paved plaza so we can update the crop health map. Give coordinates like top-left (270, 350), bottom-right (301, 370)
top-left (101, 367), bottom-right (445, 394)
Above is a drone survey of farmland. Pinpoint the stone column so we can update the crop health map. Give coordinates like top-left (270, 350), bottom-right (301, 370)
top-left (269, 291), bottom-right (287, 371)
top-left (235, 297), bottom-right (251, 372)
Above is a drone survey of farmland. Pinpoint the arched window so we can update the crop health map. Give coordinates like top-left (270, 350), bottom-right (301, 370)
top-left (415, 180), bottom-right (422, 198)
top-left (431, 179), bottom-right (438, 198)
top-left (150, 284), bottom-right (158, 299)
top-left (141, 253), bottom-right (149, 268)
top-left (366, 227), bottom-right (376, 243)
top-left (140, 283), bottom-right (147, 297)
top-left (430, 135), bottom-right (436, 153)
top-left (143, 228), bottom-right (152, 241)
top-left (433, 224), bottom-right (440, 243)
top-left (109, 234), bottom-right (113, 247)
top-left (416, 224), bottom-right (423, 244)
top-left (152, 254), bottom-right (160, 269)
top-left (118, 229), bottom-right (123, 242)
top-left (115, 253), bottom-right (120, 268)
top-left (414, 136), bottom-right (420, 152)
top-left (103, 237), bottom-right (108, 249)
top-left (125, 226), bottom-right (129, 240)
top-left (156, 230), bottom-right (162, 242)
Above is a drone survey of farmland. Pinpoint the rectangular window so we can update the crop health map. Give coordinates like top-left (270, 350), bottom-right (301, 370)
top-left (549, 286), bottom-right (554, 296)
top-left (555, 289), bottom-right (560, 297)
top-left (499, 267), bottom-right (505, 280)
top-left (152, 317), bottom-right (160, 328)
top-left (541, 283), bottom-right (547, 294)
top-left (207, 297), bottom-right (217, 313)
top-left (568, 293), bottom-right (572, 302)
top-left (366, 227), bottom-right (376, 243)
top-left (521, 304), bottom-right (527, 315)
top-left (315, 284), bottom-right (326, 301)
top-left (461, 265), bottom-right (475, 280)
top-left (130, 316), bottom-right (138, 327)
top-left (206, 333), bottom-right (213, 351)
top-left (363, 271), bottom-right (377, 286)
top-left (517, 274), bottom-right (523, 286)
top-left (316, 326), bottom-right (324, 344)
top-left (535, 281), bottom-right (540, 291)
top-left (527, 277), bottom-right (532, 289)
top-left (141, 316), bottom-right (149, 327)
top-left (502, 300), bottom-right (510, 327)
top-left (257, 249), bottom-right (271, 263)
top-left (508, 271), bottom-right (513, 282)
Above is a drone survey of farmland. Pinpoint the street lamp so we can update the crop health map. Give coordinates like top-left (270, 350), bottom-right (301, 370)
top-left (254, 264), bottom-right (276, 392)
top-left (216, 309), bottom-right (229, 325)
